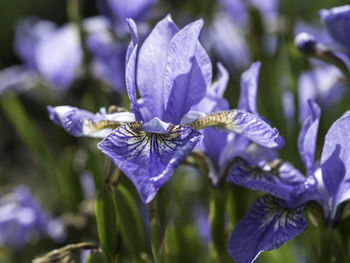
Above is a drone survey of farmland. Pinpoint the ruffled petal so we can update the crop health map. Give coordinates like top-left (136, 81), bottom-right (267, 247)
top-left (163, 19), bottom-right (208, 124)
top-left (188, 110), bottom-right (284, 149)
top-left (97, 123), bottom-right (202, 203)
top-left (48, 105), bottom-right (135, 137)
top-left (297, 100), bottom-right (321, 176)
top-left (227, 157), bottom-right (305, 202)
top-left (321, 110), bottom-right (350, 218)
top-left (136, 15), bottom-right (179, 121)
top-left (228, 195), bottom-right (307, 263)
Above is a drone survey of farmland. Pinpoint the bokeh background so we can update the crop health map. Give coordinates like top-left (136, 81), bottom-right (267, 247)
top-left (1, 0), bottom-right (350, 262)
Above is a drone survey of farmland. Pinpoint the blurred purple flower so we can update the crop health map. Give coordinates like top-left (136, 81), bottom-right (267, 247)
top-left (320, 5), bottom-right (350, 56)
top-left (0, 66), bottom-right (39, 96)
top-left (204, 0), bottom-right (279, 72)
top-left (227, 100), bottom-right (350, 262)
top-left (193, 208), bottom-right (210, 245)
top-left (14, 17), bottom-right (82, 89)
top-left (202, 14), bottom-right (251, 72)
top-left (220, 0), bottom-right (278, 26)
top-left (49, 15), bottom-right (283, 204)
top-left (0, 186), bottom-right (65, 250)
top-left (86, 31), bottom-right (127, 91)
top-left (97, 0), bottom-right (157, 32)
top-left (298, 65), bottom-right (346, 123)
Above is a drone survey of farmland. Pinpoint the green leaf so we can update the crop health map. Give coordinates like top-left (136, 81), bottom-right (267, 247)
top-left (114, 185), bottom-right (146, 258)
top-left (85, 250), bottom-right (110, 263)
top-left (95, 187), bottom-right (118, 262)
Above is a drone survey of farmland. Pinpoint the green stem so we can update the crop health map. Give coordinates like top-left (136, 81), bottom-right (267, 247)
top-left (209, 189), bottom-right (227, 262)
top-left (67, 0), bottom-right (91, 68)
top-left (319, 226), bottom-right (333, 263)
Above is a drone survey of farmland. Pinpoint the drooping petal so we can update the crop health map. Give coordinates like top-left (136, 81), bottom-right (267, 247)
top-left (97, 123), bottom-right (202, 203)
top-left (321, 111), bottom-right (350, 218)
top-left (297, 100), bottom-right (321, 176)
top-left (0, 66), bottom-right (39, 95)
top-left (136, 15), bottom-right (179, 121)
top-left (228, 195), bottom-right (306, 263)
top-left (238, 61), bottom-right (261, 115)
top-left (227, 157), bottom-right (305, 202)
top-left (35, 24), bottom-right (82, 89)
top-left (163, 19), bottom-right (208, 124)
top-left (48, 106), bottom-right (135, 137)
top-left (320, 5), bottom-right (350, 55)
top-left (188, 110), bottom-right (284, 149)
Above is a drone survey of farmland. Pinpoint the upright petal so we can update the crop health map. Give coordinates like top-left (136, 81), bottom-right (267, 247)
top-left (97, 123), bottom-right (202, 203)
top-left (238, 62), bottom-right (261, 115)
top-left (228, 195), bottom-right (306, 263)
top-left (321, 111), bottom-right (350, 218)
top-left (48, 106), bottom-right (135, 137)
top-left (125, 19), bottom-right (142, 120)
top-left (320, 5), bottom-right (350, 55)
top-left (163, 19), bottom-right (208, 124)
top-left (188, 110), bottom-right (284, 149)
top-left (297, 100), bottom-right (321, 176)
top-left (192, 63), bottom-right (229, 114)
top-left (136, 15), bottom-right (179, 121)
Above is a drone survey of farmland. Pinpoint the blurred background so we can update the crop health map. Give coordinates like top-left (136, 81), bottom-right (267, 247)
top-left (1, 0), bottom-right (350, 262)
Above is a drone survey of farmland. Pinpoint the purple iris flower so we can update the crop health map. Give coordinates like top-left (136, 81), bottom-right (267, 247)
top-left (202, 14), bottom-right (251, 72)
top-left (298, 65), bottom-right (347, 123)
top-left (14, 17), bottom-right (83, 90)
top-left (12, 16), bottom-right (119, 92)
top-left (85, 17), bottom-right (128, 92)
top-left (193, 62), bottom-right (279, 185)
top-left (49, 15), bottom-right (283, 204)
top-left (0, 186), bottom-right (65, 250)
top-left (205, 0), bottom-right (279, 72)
top-left (220, 0), bottom-right (278, 26)
top-left (320, 5), bottom-right (350, 56)
top-left (227, 100), bottom-right (350, 263)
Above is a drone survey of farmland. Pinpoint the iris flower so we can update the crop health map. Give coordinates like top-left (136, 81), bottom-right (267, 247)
top-left (193, 61), bottom-right (278, 186)
top-left (227, 100), bottom-right (350, 263)
top-left (0, 187), bottom-right (65, 250)
top-left (320, 5), bottom-right (350, 56)
top-left (49, 15), bottom-right (283, 204)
